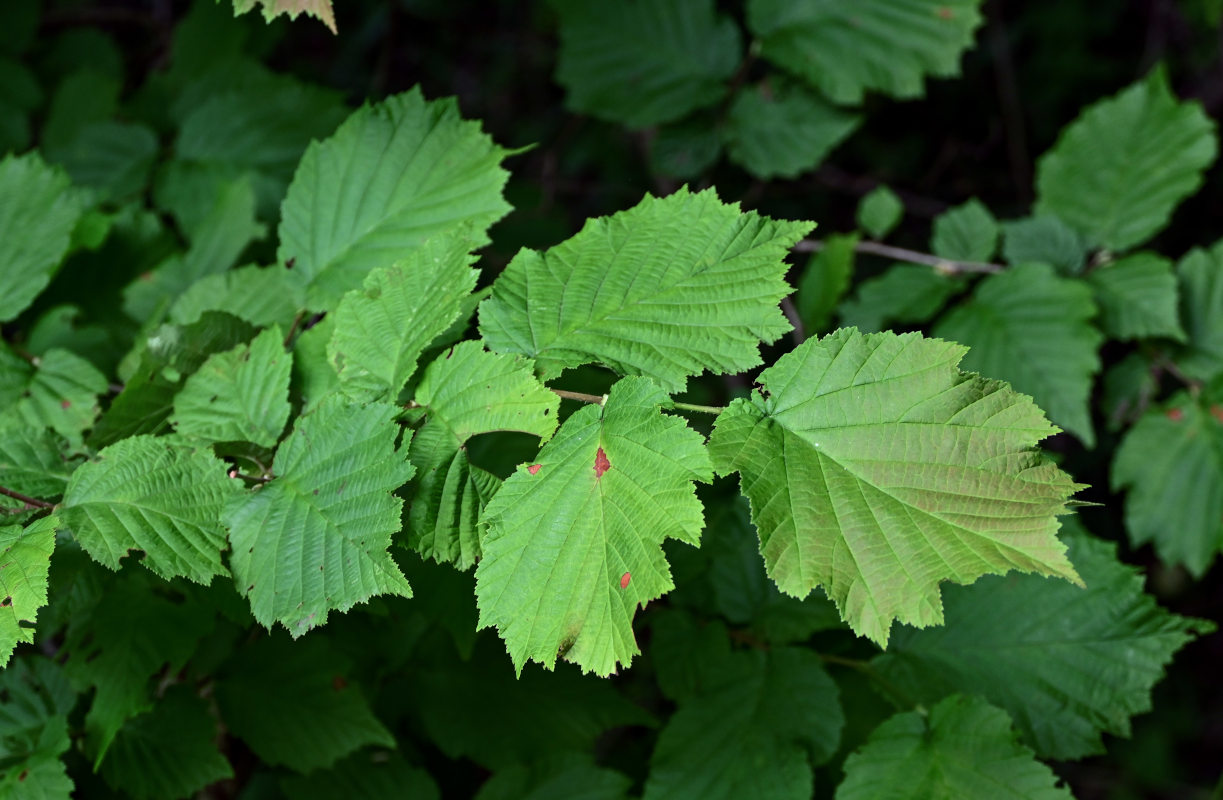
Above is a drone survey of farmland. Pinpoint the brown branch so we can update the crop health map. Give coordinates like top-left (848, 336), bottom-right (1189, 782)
top-left (795, 239), bottom-right (1004, 275)
top-left (552, 389), bottom-right (605, 405)
top-left (0, 486), bottom-right (54, 510)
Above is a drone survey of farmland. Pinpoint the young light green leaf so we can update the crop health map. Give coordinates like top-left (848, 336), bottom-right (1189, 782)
top-left (0, 346), bottom-right (107, 445)
top-left (1086, 252), bottom-right (1185, 341)
top-left (278, 87), bottom-right (512, 309)
top-left (934, 262), bottom-right (1101, 445)
top-left (931, 198), bottom-right (997, 262)
top-left (227, 0), bottom-right (336, 32)
top-left (1175, 241), bottom-right (1223, 381)
top-left (99, 687), bottom-right (233, 800)
top-left (836, 696), bottom-right (1073, 800)
top-left (63, 577), bottom-right (215, 766)
top-left (873, 526), bottom-right (1211, 759)
top-left (724, 81), bottom-right (860, 179)
top-left (90, 311), bottom-right (257, 447)
top-left (1000, 215), bottom-right (1087, 274)
top-left (1035, 68), bottom-right (1218, 251)
top-left (553, 0), bottom-right (740, 128)
top-left (408, 341), bottom-right (559, 568)
top-left (707, 328), bottom-right (1081, 647)
top-left (61, 436), bottom-right (241, 583)
top-left (1113, 393), bottom-right (1223, 576)
top-left (171, 326), bottom-right (292, 447)
top-left (0, 517), bottom-right (57, 667)
top-left (223, 397), bottom-right (415, 636)
top-left (0, 152), bottom-right (84, 322)
top-left (795, 233), bottom-right (857, 336)
top-left (837, 265), bottom-right (962, 333)
top-left (170, 264), bottom-right (304, 328)
top-left (216, 634), bottom-right (395, 774)
top-left (476, 377), bottom-right (713, 676)
top-left (644, 623), bottom-right (842, 800)
top-left (328, 232), bottom-right (479, 403)
top-left (856, 186), bottom-right (903, 239)
top-left (747, 0), bottom-right (985, 104)
top-left (479, 187), bottom-right (812, 391)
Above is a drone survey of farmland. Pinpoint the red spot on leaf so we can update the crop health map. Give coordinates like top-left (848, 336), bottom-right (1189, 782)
top-left (527, 464), bottom-right (541, 475)
top-left (594, 447), bottom-right (611, 478)
top-left (228, 468), bottom-right (240, 478)
top-left (937, 6), bottom-right (954, 19)
top-left (1212, 405), bottom-right (1223, 424)
top-left (332, 675), bottom-right (347, 691)
top-left (620, 572), bottom-right (631, 589)
top-left (60, 399), bottom-right (71, 409)
top-left (18, 769), bottom-right (27, 782)
top-left (139, 271), bottom-right (153, 282)
top-left (285, 257), bottom-right (296, 270)
top-left (1166, 407), bottom-right (1185, 422)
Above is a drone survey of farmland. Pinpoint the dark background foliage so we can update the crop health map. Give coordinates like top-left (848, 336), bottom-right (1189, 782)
top-left (9, 1), bottom-right (1223, 797)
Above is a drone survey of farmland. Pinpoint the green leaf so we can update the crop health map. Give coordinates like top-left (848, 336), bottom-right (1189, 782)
top-left (553, 0), bottom-right (740, 128)
top-left (837, 265), bottom-right (962, 333)
top-left (40, 70), bottom-right (118, 153)
top-left (175, 74), bottom-right (347, 213)
top-left (228, 0), bottom-right (337, 32)
top-left (669, 494), bottom-right (843, 643)
top-left (931, 198), bottom-right (997, 262)
top-left (223, 397), bottom-right (414, 636)
top-left (49, 121), bottom-right (158, 201)
top-left (1000, 215), bottom-right (1087, 274)
top-left (123, 177), bottom-right (265, 322)
top-left (479, 187), bottom-right (811, 391)
top-left (856, 186), bottom-right (903, 239)
top-left (836, 695), bottom-right (1073, 800)
top-left (169, 264), bottom-right (304, 328)
top-left (171, 326), bottom-right (292, 448)
top-left (90, 311), bottom-right (258, 447)
top-left (1175, 241), bottom-right (1223, 381)
top-left (1100, 351), bottom-right (1158, 431)
top-left (282, 752), bottom-right (439, 800)
top-left (407, 341), bottom-right (559, 568)
top-left (1112, 394), bottom-right (1223, 576)
top-left (277, 87), bottom-right (512, 310)
top-left (328, 233), bottom-right (479, 403)
top-left (747, 0), bottom-right (985, 104)
top-left (644, 624), bottom-right (842, 800)
top-left (650, 118), bottom-right (723, 179)
top-left (1034, 68), bottom-right (1218, 251)
top-left (476, 377), bottom-right (713, 676)
top-left (0, 422), bottom-right (75, 516)
top-left (0, 657), bottom-right (75, 795)
top-left (99, 687), bottom-right (233, 800)
top-left (61, 436), bottom-right (241, 583)
top-left (0, 153), bottom-right (85, 322)
top-left (795, 233), bottom-right (857, 336)
top-left (63, 577), bottom-right (214, 765)
top-left (475, 755), bottom-right (630, 800)
top-left (1086, 252), bottom-right (1185, 341)
top-left (934, 262), bottom-right (1101, 445)
top-left (0, 347), bottom-right (107, 445)
top-left (874, 526), bottom-right (1211, 759)
top-left (0, 517), bottom-right (56, 667)
top-left (216, 633), bottom-right (394, 774)
top-left (415, 634), bottom-right (653, 769)
top-left (707, 328), bottom-right (1081, 647)
top-left (724, 81), bottom-right (860, 179)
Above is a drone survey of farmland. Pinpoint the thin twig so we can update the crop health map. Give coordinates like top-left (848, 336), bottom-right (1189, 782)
top-left (552, 389), bottom-right (605, 405)
top-left (283, 311), bottom-right (306, 349)
top-left (0, 486), bottom-right (54, 510)
top-left (818, 652), bottom-right (919, 709)
top-left (795, 239), bottom-right (1004, 275)
top-left (665, 401), bottom-right (724, 415)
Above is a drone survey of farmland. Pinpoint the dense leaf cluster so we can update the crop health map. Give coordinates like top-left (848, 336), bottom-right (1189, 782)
top-left (0, 0), bottom-right (1217, 797)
